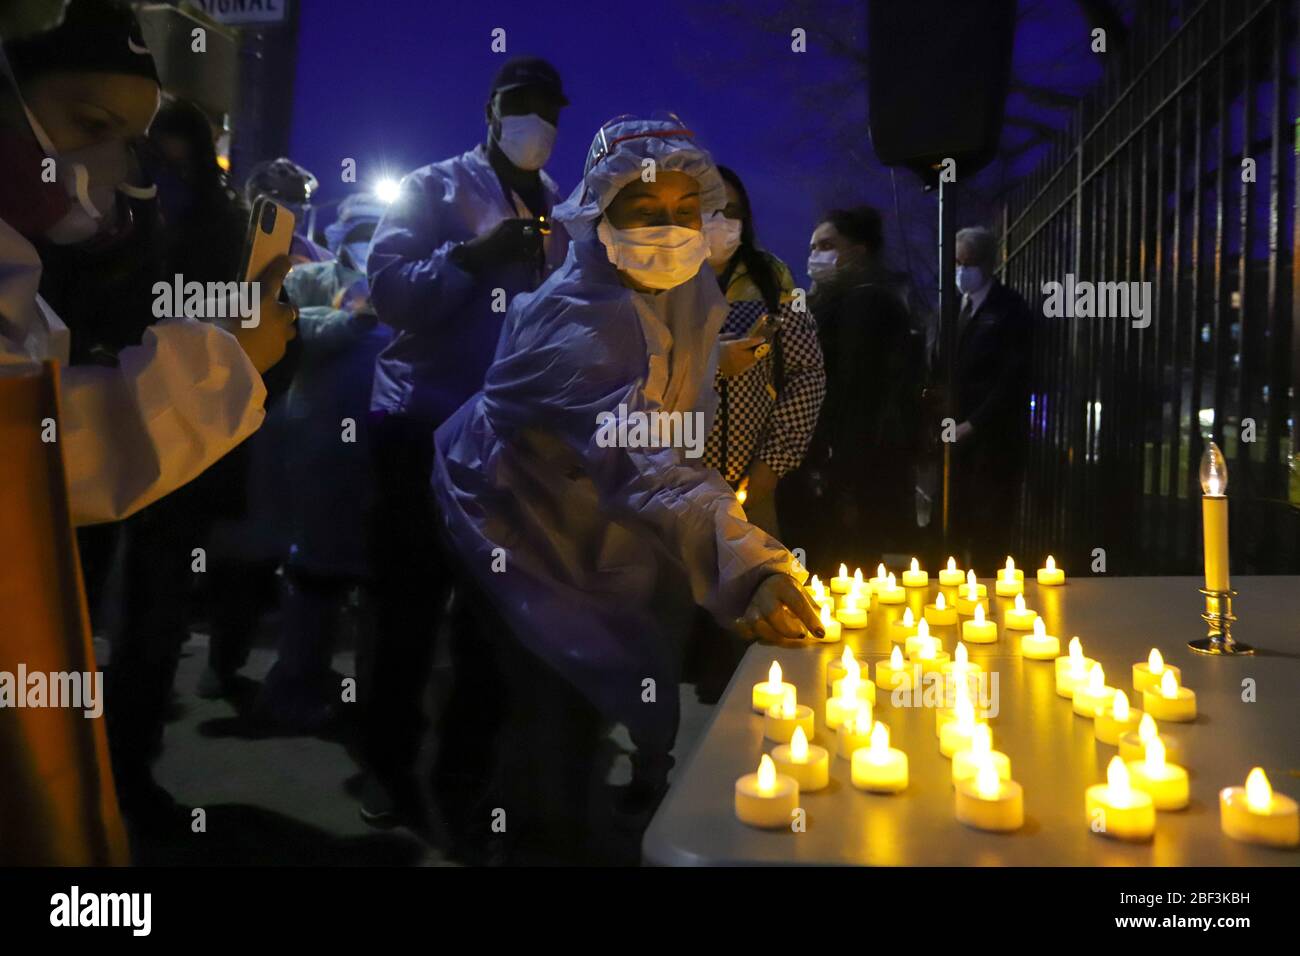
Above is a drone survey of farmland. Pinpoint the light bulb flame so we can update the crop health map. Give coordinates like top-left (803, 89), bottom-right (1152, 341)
top-left (1160, 668), bottom-right (1179, 699)
top-left (1199, 441), bottom-right (1228, 495)
top-left (1046, 555), bottom-right (1056, 571)
top-left (790, 725), bottom-right (809, 761)
top-left (1148, 648), bottom-right (1164, 674)
top-left (870, 720), bottom-right (889, 752)
top-left (1144, 735), bottom-right (1166, 773)
top-left (1112, 690), bottom-right (1129, 721)
top-left (1138, 713), bottom-right (1157, 742)
top-left (768, 660), bottom-right (782, 685)
top-left (973, 603), bottom-right (985, 624)
top-left (757, 753), bottom-right (777, 793)
top-left (975, 759), bottom-right (1000, 799)
top-left (890, 645), bottom-right (903, 668)
top-left (910, 557), bottom-right (920, 573)
top-left (780, 687), bottom-right (796, 718)
top-left (948, 557), bottom-right (957, 572)
top-left (1245, 767), bottom-right (1272, 812)
top-left (1107, 755), bottom-right (1132, 800)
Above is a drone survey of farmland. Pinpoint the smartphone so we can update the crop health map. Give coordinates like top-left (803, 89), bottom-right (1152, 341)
top-left (240, 197), bottom-right (296, 283)
top-left (747, 311), bottom-right (781, 343)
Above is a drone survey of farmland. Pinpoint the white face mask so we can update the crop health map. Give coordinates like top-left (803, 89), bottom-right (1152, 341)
top-left (494, 112), bottom-right (557, 171)
top-left (703, 213), bottom-right (742, 268)
top-left (807, 249), bottom-right (838, 282)
top-left (956, 264), bottom-right (987, 295)
top-left (596, 220), bottom-right (708, 291)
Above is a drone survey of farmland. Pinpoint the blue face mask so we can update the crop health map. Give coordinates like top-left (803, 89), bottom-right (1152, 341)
top-left (956, 265), bottom-right (987, 295)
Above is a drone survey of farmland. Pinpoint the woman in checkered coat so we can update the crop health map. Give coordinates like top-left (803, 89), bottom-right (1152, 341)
top-left (700, 166), bottom-right (827, 539)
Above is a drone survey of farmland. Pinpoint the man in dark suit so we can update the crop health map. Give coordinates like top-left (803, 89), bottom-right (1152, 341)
top-left (943, 226), bottom-right (1033, 571)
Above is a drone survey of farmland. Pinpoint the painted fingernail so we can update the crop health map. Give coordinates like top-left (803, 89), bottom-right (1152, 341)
top-left (814, 628), bottom-right (825, 638)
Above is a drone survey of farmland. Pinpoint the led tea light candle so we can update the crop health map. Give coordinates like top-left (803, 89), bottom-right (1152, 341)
top-left (1127, 738), bottom-right (1188, 810)
top-left (834, 591), bottom-right (868, 629)
top-left (830, 563), bottom-right (855, 594)
top-left (1220, 768), bottom-right (1299, 848)
top-left (995, 557), bottom-right (1025, 597)
top-left (952, 723), bottom-right (1010, 787)
top-left (850, 721), bottom-right (908, 793)
top-left (837, 708), bottom-right (877, 758)
top-left (941, 642), bottom-right (984, 685)
top-left (902, 557), bottom-right (929, 588)
top-left (807, 576), bottom-right (835, 614)
top-left (955, 571), bottom-right (988, 615)
top-left (1073, 663), bottom-right (1117, 718)
top-left (961, 603), bottom-right (998, 644)
top-left (1036, 555), bottom-right (1065, 586)
top-left (955, 759), bottom-right (1024, 832)
top-left (831, 657), bottom-right (877, 705)
top-left (939, 696), bottom-right (984, 758)
top-left (804, 573), bottom-right (822, 597)
top-left (1021, 617), bottom-right (1060, 660)
top-left (1119, 713), bottom-right (1184, 766)
top-left (734, 753), bottom-right (799, 829)
top-left (827, 646), bottom-right (869, 689)
top-left (1132, 648), bottom-right (1181, 695)
top-left (1142, 669), bottom-right (1197, 722)
top-left (771, 726), bottom-right (829, 792)
top-left (935, 678), bottom-right (982, 735)
top-left (924, 590), bottom-right (958, 627)
top-left (904, 617), bottom-right (935, 657)
top-left (892, 607), bottom-right (919, 642)
top-left (909, 633), bottom-right (950, 676)
top-left (817, 604), bottom-right (842, 645)
top-left (1003, 593), bottom-right (1038, 630)
top-left (764, 687), bottom-right (815, 744)
top-left (875, 645), bottom-right (915, 692)
top-left (1055, 636), bottom-right (1097, 698)
top-left (1094, 689), bottom-right (1142, 745)
top-left (875, 572), bottom-right (906, 605)
top-left (825, 672), bottom-right (871, 732)
top-left (938, 556), bottom-right (965, 587)
top-left (1086, 756), bottom-right (1155, 842)
top-left (869, 563), bottom-right (888, 591)
top-left (752, 660), bottom-right (795, 713)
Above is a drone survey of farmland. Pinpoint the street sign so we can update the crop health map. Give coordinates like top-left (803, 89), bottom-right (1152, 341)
top-left (189, 0), bottom-right (289, 26)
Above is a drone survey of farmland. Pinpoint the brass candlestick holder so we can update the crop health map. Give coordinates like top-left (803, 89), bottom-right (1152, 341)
top-left (1188, 587), bottom-right (1253, 655)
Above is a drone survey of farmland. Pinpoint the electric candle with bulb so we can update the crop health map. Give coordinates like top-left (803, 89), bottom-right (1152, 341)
top-left (902, 557), bottom-right (929, 588)
top-left (924, 590), bottom-right (958, 627)
top-left (806, 576), bottom-right (835, 614)
top-left (831, 656), bottom-right (877, 705)
top-left (1021, 617), bottom-right (1060, 659)
top-left (892, 607), bottom-right (919, 641)
top-left (939, 696), bottom-right (984, 758)
top-left (764, 687), bottom-right (815, 744)
top-left (829, 563), bottom-right (855, 594)
top-left (1127, 737), bottom-right (1189, 810)
top-left (817, 604), bottom-right (842, 645)
top-left (875, 572), bottom-right (906, 604)
top-left (834, 591), bottom-right (868, 629)
top-left (1073, 662), bottom-right (1118, 718)
top-left (1142, 669), bottom-right (1197, 722)
top-left (941, 642), bottom-right (984, 684)
top-left (825, 672), bottom-right (871, 731)
top-left (938, 556), bottom-right (965, 587)
top-left (1036, 555), bottom-right (1065, 586)
top-left (995, 557), bottom-right (1025, 597)
top-left (955, 571), bottom-right (988, 616)
top-left (1132, 648), bottom-right (1181, 695)
top-left (905, 617), bottom-right (936, 657)
top-left (1094, 689), bottom-right (1142, 745)
top-left (955, 759), bottom-right (1024, 832)
top-left (869, 563), bottom-right (888, 591)
top-left (827, 646), bottom-right (869, 689)
top-left (909, 633), bottom-right (950, 676)
top-left (1004, 593), bottom-right (1038, 630)
top-left (961, 603), bottom-right (998, 644)
top-left (850, 721), bottom-right (908, 793)
top-left (1220, 768), bottom-right (1299, 847)
top-left (752, 660), bottom-right (795, 713)
top-left (1055, 637), bottom-right (1097, 698)
top-left (1086, 756), bottom-right (1155, 841)
top-left (1200, 443), bottom-right (1230, 592)
top-left (771, 726), bottom-right (829, 792)
top-left (936, 678), bottom-right (982, 735)
top-left (875, 645), bottom-right (915, 692)
top-left (837, 708), bottom-right (877, 758)
top-left (952, 723), bottom-right (1011, 787)
top-left (734, 754), bottom-right (799, 829)
top-left (1119, 713), bottom-right (1184, 766)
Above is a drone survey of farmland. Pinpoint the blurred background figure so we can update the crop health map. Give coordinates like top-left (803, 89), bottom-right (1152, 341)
top-left (781, 206), bottom-right (923, 570)
top-left (244, 156), bottom-right (330, 264)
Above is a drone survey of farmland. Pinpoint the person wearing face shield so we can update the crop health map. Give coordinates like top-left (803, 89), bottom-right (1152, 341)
top-left (0, 0), bottom-right (297, 528)
top-left (357, 56), bottom-right (570, 827)
top-left (243, 157), bottom-right (330, 265)
top-left (431, 116), bottom-right (821, 860)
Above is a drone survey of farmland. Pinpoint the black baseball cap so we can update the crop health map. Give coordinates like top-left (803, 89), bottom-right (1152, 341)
top-left (4, 0), bottom-right (160, 87)
top-left (490, 55), bottom-right (568, 106)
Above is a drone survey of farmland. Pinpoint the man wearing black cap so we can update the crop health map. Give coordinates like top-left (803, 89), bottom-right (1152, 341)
top-left (361, 55), bottom-right (569, 828)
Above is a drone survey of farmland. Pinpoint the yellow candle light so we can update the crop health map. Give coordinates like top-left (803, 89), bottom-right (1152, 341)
top-left (869, 562), bottom-right (888, 591)
top-left (892, 607), bottom-right (918, 641)
top-left (955, 570), bottom-right (988, 614)
top-left (1119, 713), bottom-right (1184, 765)
top-left (837, 707), bottom-right (877, 758)
top-left (834, 591), bottom-right (868, 629)
top-left (827, 645), bottom-right (868, 689)
top-left (938, 556), bottom-right (965, 587)
top-left (764, 687), bottom-right (815, 744)
top-left (1200, 443), bottom-right (1230, 592)
top-left (1143, 669), bottom-right (1197, 722)
top-left (825, 672), bottom-right (871, 731)
top-left (829, 563), bottom-right (854, 594)
top-left (952, 723), bottom-right (1011, 787)
top-left (939, 695), bottom-right (983, 758)
top-left (1220, 768), bottom-right (1299, 847)
top-left (1094, 689), bottom-right (1143, 745)
top-left (804, 573), bottom-right (821, 596)
top-left (1073, 662), bottom-right (1117, 718)
top-left (875, 645), bottom-right (915, 692)
top-left (924, 590), bottom-right (958, 627)
top-left (752, 660), bottom-right (795, 713)
top-left (1087, 756), bottom-right (1155, 841)
top-left (1055, 636), bottom-right (1097, 698)
top-left (1132, 647), bottom-right (1181, 695)
top-left (850, 721), bottom-right (909, 793)
top-left (941, 641), bottom-right (984, 685)
top-left (807, 576), bottom-right (835, 614)
top-left (1021, 617), bottom-right (1060, 660)
top-left (771, 725), bottom-right (830, 792)
top-left (734, 753), bottom-right (799, 829)
top-left (955, 758), bottom-right (1024, 832)
top-left (961, 602), bottom-right (998, 644)
top-left (1003, 593), bottom-right (1038, 630)
top-left (817, 603), bottom-right (842, 645)
top-left (995, 557), bottom-right (1025, 597)
top-left (831, 656), bottom-right (877, 705)
top-left (874, 572), bottom-right (906, 605)
top-left (1127, 737), bottom-right (1189, 810)
top-left (1036, 554), bottom-right (1065, 586)
top-left (909, 630), bottom-right (951, 675)
top-left (936, 677), bottom-right (983, 735)
top-left (905, 617), bottom-right (934, 657)
top-left (902, 557), bottom-right (929, 588)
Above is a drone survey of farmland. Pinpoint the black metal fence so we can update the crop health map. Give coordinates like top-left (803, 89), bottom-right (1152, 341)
top-left (1000, 0), bottom-right (1299, 574)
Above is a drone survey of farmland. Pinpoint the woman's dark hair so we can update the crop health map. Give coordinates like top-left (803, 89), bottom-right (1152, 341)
top-left (716, 164), bottom-right (783, 314)
top-left (148, 99), bottom-right (230, 202)
top-left (823, 205), bottom-right (884, 258)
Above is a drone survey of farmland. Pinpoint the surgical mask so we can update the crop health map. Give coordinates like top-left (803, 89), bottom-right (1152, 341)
top-left (596, 219), bottom-right (708, 291)
top-left (494, 112), bottom-right (557, 171)
top-left (807, 249), bottom-right (838, 282)
top-left (956, 265), bottom-right (987, 295)
top-left (703, 213), bottom-right (742, 268)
